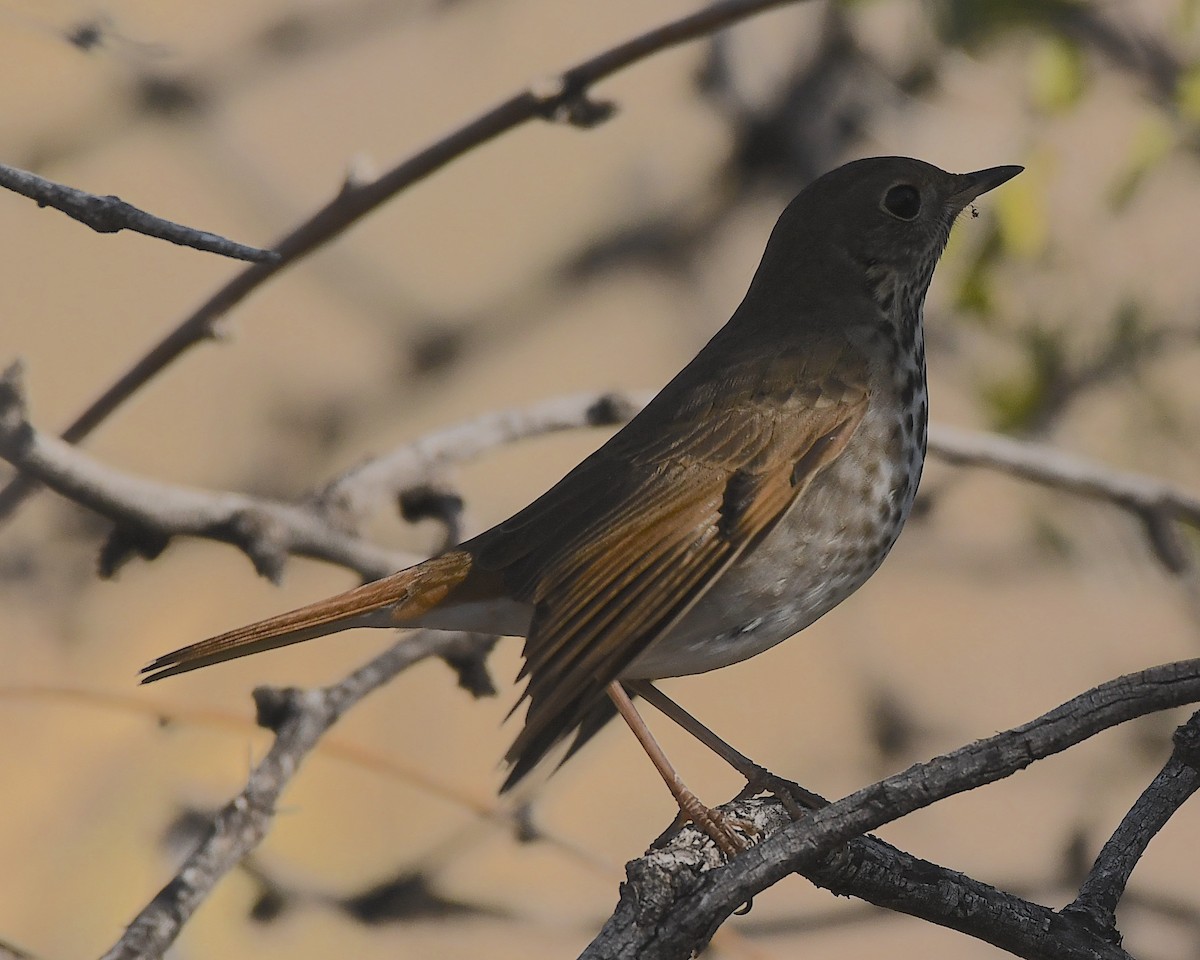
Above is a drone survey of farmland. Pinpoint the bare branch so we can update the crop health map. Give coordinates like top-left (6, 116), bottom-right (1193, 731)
top-left (803, 835), bottom-right (1136, 960)
top-left (928, 423), bottom-right (1200, 530)
top-left (929, 422), bottom-right (1200, 579)
top-left (0, 0), bottom-right (806, 523)
top-left (1063, 710), bottom-right (1200, 941)
top-left (5, 369), bottom-right (1200, 590)
top-left (0, 369), bottom-right (650, 579)
top-left (97, 629), bottom-right (483, 960)
top-left (0, 162), bottom-right (277, 262)
top-left (609, 806), bottom-right (1135, 959)
top-left (585, 658), bottom-right (1200, 959)
top-left (317, 390), bottom-right (647, 524)
top-left (7, 358), bottom-right (1192, 955)
top-left (0, 362), bottom-right (412, 582)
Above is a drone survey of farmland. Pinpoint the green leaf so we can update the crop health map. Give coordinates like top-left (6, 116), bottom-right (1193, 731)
top-left (994, 162), bottom-right (1049, 259)
top-left (1108, 117), bottom-right (1174, 211)
top-left (1176, 63), bottom-right (1200, 124)
top-left (934, 0), bottom-right (1083, 47)
top-left (980, 325), bottom-right (1066, 433)
top-left (953, 222), bottom-right (1003, 319)
top-left (1030, 512), bottom-right (1075, 561)
top-left (1029, 35), bottom-right (1087, 112)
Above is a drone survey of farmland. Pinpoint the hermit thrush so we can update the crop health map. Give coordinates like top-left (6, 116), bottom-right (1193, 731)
top-left (143, 157), bottom-right (1020, 854)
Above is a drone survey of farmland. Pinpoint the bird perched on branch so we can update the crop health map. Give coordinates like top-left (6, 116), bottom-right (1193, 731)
top-left (143, 156), bottom-right (1021, 854)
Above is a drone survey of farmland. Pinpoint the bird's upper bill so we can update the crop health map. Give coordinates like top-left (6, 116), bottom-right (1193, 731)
top-left (950, 165), bottom-right (1024, 207)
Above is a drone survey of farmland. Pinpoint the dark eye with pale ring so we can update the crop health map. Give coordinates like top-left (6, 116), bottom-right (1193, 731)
top-left (883, 184), bottom-right (921, 220)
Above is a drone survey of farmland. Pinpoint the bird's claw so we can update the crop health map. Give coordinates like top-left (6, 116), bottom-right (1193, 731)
top-left (736, 764), bottom-right (827, 820)
top-left (651, 803), bottom-right (754, 857)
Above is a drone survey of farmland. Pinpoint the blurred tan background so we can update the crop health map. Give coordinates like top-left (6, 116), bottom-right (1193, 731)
top-left (2, 0), bottom-right (1199, 957)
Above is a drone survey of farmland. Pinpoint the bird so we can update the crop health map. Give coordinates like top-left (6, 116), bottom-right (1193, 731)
top-left (142, 156), bottom-right (1021, 854)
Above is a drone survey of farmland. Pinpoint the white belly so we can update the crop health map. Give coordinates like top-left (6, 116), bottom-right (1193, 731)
top-left (415, 380), bottom-right (925, 682)
top-left (623, 400), bottom-right (924, 679)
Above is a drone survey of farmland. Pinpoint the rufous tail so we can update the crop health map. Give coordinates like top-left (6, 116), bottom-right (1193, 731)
top-left (140, 550), bottom-right (474, 683)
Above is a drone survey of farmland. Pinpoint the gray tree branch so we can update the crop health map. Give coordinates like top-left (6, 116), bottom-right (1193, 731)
top-left (2, 367), bottom-right (1197, 588)
top-left (6, 364), bottom-right (1196, 954)
top-left (0, 162), bottom-right (276, 262)
top-left (0, 0), bottom-right (807, 523)
top-left (928, 423), bottom-right (1200, 574)
top-left (0, 362), bottom-right (414, 582)
top-left (97, 629), bottom-right (489, 960)
top-left (316, 390), bottom-right (646, 525)
top-left (1062, 709), bottom-right (1200, 940)
top-left (583, 659), bottom-right (1200, 959)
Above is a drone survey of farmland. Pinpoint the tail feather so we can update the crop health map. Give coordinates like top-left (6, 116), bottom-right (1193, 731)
top-left (141, 551), bottom-right (474, 683)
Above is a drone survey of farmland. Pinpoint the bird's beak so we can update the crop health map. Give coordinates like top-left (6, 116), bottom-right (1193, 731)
top-left (951, 165), bottom-right (1024, 206)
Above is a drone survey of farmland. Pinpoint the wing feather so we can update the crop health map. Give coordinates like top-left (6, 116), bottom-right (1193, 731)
top-left (490, 336), bottom-right (872, 785)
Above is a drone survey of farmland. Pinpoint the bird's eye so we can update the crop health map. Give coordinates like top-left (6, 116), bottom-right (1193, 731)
top-left (882, 184), bottom-right (921, 220)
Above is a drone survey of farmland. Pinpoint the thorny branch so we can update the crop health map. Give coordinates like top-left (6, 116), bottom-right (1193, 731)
top-left (0, 365), bottom-right (642, 580)
top-left (0, 162), bottom-right (277, 262)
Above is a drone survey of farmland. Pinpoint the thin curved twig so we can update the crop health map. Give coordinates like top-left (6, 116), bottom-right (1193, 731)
top-left (0, 0), bottom-right (805, 523)
top-left (3, 368), bottom-right (1198, 586)
top-left (0, 162), bottom-right (277, 262)
top-left (928, 423), bottom-right (1200, 532)
top-left (317, 390), bottom-right (647, 523)
top-left (97, 629), bottom-right (482, 960)
top-left (0, 362), bottom-right (414, 581)
top-left (1062, 710), bottom-right (1200, 940)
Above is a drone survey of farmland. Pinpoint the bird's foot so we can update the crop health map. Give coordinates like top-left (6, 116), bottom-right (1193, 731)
top-left (651, 791), bottom-right (754, 857)
top-left (650, 768), bottom-right (824, 854)
top-left (735, 764), bottom-right (827, 820)
top-left (691, 803), bottom-right (754, 857)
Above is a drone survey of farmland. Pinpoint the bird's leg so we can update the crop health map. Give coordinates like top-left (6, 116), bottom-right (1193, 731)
top-left (605, 681), bottom-right (748, 856)
top-left (627, 680), bottom-right (827, 819)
